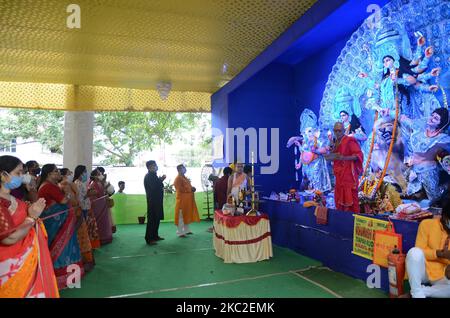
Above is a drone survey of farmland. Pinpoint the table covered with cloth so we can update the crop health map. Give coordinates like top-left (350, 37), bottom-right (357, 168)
top-left (213, 210), bottom-right (273, 263)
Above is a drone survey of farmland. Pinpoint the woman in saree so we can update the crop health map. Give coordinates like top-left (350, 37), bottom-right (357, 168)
top-left (60, 168), bottom-right (95, 272)
top-left (38, 164), bottom-right (84, 289)
top-left (0, 155), bottom-right (59, 298)
top-left (88, 169), bottom-right (112, 245)
top-left (73, 165), bottom-right (100, 250)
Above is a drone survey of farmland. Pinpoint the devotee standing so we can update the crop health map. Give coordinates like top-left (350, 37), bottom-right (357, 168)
top-left (404, 199), bottom-right (450, 298)
top-left (118, 181), bottom-right (125, 193)
top-left (73, 165), bottom-right (100, 250)
top-left (144, 160), bottom-right (165, 245)
top-left (214, 167), bottom-right (232, 209)
top-left (174, 164), bottom-right (200, 237)
top-left (0, 156), bottom-right (59, 298)
top-left (60, 168), bottom-right (95, 272)
top-left (38, 164), bottom-right (84, 289)
top-left (326, 122), bottom-right (363, 213)
top-left (227, 162), bottom-right (251, 204)
top-left (97, 167), bottom-right (116, 233)
top-left (24, 160), bottom-right (40, 203)
top-left (89, 169), bottom-right (113, 245)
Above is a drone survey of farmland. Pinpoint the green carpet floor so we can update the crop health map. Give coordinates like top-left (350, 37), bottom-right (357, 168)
top-left (60, 222), bottom-right (388, 298)
top-left (111, 192), bottom-right (209, 224)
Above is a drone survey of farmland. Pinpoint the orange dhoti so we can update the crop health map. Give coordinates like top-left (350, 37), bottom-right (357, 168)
top-left (174, 175), bottom-right (200, 227)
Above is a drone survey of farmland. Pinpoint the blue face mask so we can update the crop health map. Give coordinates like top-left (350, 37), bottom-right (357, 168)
top-left (4, 174), bottom-right (23, 190)
top-left (81, 173), bottom-right (88, 183)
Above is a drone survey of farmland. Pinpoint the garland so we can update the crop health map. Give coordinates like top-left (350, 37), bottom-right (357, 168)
top-left (360, 70), bottom-right (400, 200)
top-left (370, 75), bottom-right (400, 199)
top-left (359, 111), bottom-right (379, 189)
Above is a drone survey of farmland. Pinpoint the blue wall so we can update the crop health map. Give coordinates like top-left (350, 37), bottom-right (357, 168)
top-left (227, 63), bottom-right (297, 195)
top-left (293, 36), bottom-right (349, 116)
top-left (211, 35), bottom-right (352, 195)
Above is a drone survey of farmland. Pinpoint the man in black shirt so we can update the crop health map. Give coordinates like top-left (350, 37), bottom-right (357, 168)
top-left (144, 160), bottom-right (166, 245)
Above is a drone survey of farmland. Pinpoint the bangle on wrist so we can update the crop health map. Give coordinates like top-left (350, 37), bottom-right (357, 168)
top-left (26, 216), bottom-right (37, 223)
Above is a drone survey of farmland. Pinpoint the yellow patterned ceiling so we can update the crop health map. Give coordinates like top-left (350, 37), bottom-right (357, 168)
top-left (0, 0), bottom-right (317, 111)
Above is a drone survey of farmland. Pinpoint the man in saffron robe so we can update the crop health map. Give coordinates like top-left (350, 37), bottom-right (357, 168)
top-left (174, 164), bottom-right (200, 237)
top-left (326, 122), bottom-right (364, 213)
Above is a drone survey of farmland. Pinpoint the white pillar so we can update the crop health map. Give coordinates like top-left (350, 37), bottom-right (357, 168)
top-left (63, 111), bottom-right (94, 172)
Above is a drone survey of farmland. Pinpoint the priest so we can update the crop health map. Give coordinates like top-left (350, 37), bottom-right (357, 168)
top-left (326, 122), bottom-right (363, 213)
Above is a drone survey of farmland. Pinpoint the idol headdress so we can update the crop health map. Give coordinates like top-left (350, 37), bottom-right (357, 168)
top-left (299, 108), bottom-right (318, 135)
top-left (333, 87), bottom-right (361, 120)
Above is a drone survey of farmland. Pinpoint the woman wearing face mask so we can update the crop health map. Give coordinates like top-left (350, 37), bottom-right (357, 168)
top-left (0, 155), bottom-right (59, 297)
top-left (9, 165), bottom-right (32, 201)
top-left (73, 165), bottom-right (100, 251)
top-left (23, 160), bottom-right (40, 203)
top-left (88, 169), bottom-right (112, 245)
top-left (60, 168), bottom-right (95, 272)
top-left (38, 164), bottom-right (84, 289)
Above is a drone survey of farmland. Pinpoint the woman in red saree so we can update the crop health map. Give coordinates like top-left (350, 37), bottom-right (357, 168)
top-left (38, 164), bottom-right (84, 289)
top-left (0, 155), bottom-right (59, 298)
top-left (89, 169), bottom-right (112, 245)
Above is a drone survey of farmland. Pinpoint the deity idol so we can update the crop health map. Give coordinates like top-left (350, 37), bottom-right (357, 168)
top-left (287, 109), bottom-right (331, 193)
top-left (402, 108), bottom-right (450, 202)
top-left (363, 25), bottom-right (442, 118)
top-left (358, 27), bottom-right (444, 164)
top-left (369, 116), bottom-right (408, 194)
top-left (339, 110), bottom-right (367, 144)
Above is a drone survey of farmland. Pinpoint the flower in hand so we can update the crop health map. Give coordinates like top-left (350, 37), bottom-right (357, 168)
top-left (28, 198), bottom-right (46, 219)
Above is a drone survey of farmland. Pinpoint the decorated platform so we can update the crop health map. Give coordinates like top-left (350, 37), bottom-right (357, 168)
top-left (213, 210), bottom-right (273, 264)
top-left (260, 200), bottom-right (420, 292)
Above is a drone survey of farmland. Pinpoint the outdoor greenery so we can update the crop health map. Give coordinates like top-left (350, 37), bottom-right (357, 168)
top-left (0, 109), bottom-right (210, 166)
top-left (0, 109), bottom-right (64, 153)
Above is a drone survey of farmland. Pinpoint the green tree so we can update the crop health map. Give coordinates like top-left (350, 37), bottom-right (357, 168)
top-left (94, 112), bottom-right (201, 166)
top-left (173, 113), bottom-right (212, 167)
top-left (0, 109), bottom-right (64, 153)
top-left (0, 109), bottom-right (204, 166)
